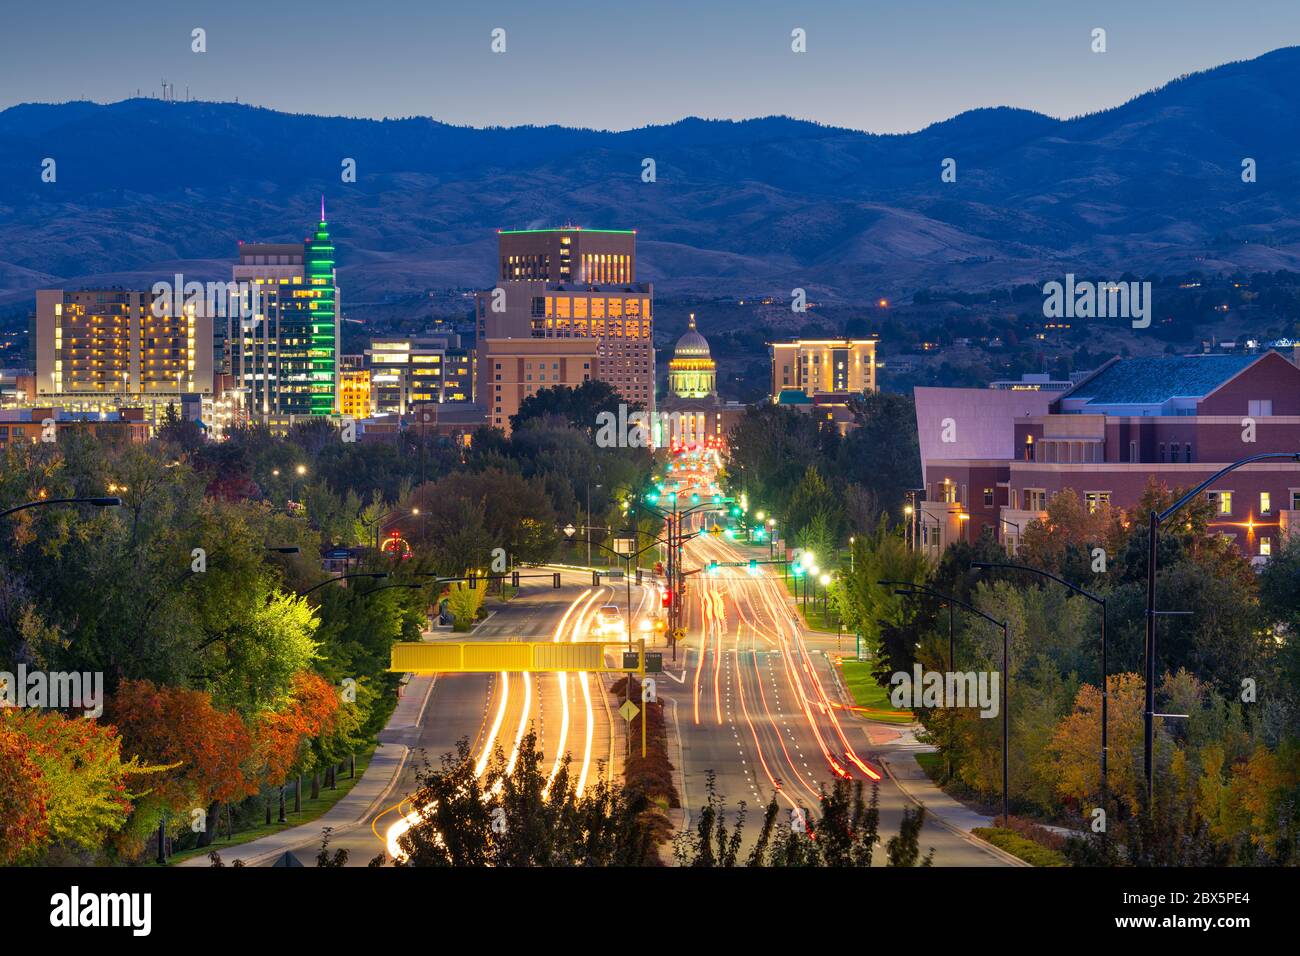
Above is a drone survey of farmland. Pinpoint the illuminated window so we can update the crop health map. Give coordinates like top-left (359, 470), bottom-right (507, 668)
top-left (1260, 492), bottom-right (1271, 514)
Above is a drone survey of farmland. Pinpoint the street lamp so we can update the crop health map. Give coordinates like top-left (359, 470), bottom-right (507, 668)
top-left (974, 561), bottom-right (1108, 815)
top-left (0, 496), bottom-right (121, 520)
top-left (298, 571), bottom-right (389, 597)
top-left (1141, 450), bottom-right (1300, 809)
top-left (889, 580), bottom-right (1010, 824)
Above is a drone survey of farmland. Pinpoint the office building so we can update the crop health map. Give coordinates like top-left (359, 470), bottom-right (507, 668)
top-left (227, 201), bottom-right (340, 419)
top-left (366, 334), bottom-right (472, 416)
top-left (482, 339), bottom-right (598, 432)
top-left (771, 337), bottom-right (878, 400)
top-left (476, 227), bottom-right (653, 432)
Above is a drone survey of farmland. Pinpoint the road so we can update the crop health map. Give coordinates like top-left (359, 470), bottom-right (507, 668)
top-left (671, 523), bottom-right (1006, 865)
top-left (325, 566), bottom-right (645, 865)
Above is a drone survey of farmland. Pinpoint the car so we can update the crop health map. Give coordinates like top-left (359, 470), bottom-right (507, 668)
top-left (591, 605), bottom-right (625, 637)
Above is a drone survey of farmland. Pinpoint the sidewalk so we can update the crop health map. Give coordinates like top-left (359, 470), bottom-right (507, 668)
top-left (178, 673), bottom-right (435, 867)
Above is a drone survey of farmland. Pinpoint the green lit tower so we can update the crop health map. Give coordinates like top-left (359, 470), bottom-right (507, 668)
top-left (305, 196), bottom-right (339, 415)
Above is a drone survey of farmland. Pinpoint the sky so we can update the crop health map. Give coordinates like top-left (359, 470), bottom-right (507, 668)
top-left (2, 0), bottom-right (1299, 133)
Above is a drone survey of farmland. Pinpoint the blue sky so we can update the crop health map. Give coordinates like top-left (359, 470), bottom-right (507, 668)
top-left (2, 0), bottom-right (1298, 132)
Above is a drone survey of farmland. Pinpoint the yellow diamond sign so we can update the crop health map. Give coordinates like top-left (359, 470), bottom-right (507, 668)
top-left (619, 700), bottom-right (640, 722)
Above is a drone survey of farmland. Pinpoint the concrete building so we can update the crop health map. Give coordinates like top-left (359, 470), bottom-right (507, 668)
top-left (914, 352), bottom-right (1300, 563)
top-left (476, 227), bottom-right (654, 432)
top-left (365, 334), bottom-right (472, 415)
top-left (481, 338), bottom-right (598, 432)
top-left (0, 407), bottom-right (150, 447)
top-left (33, 289), bottom-right (213, 418)
top-left (771, 337), bottom-right (878, 400)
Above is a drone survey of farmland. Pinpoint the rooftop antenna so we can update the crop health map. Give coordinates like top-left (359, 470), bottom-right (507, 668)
top-left (321, 194), bottom-right (326, 223)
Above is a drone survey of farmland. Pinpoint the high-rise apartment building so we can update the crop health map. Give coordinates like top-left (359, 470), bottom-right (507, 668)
top-left (227, 202), bottom-right (340, 418)
top-left (33, 289), bottom-right (213, 408)
top-left (476, 227), bottom-right (653, 433)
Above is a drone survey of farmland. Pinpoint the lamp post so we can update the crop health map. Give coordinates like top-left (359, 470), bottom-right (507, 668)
top-left (974, 561), bottom-right (1107, 815)
top-left (0, 496), bottom-right (122, 520)
top-left (586, 481), bottom-right (602, 567)
top-left (298, 571), bottom-right (389, 598)
top-left (888, 580), bottom-right (1010, 823)
top-left (880, 578), bottom-right (955, 781)
top-left (1141, 450), bottom-right (1300, 809)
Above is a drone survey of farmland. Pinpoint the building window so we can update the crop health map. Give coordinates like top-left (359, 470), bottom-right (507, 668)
top-left (1085, 492), bottom-right (1111, 513)
top-left (941, 481), bottom-right (957, 504)
top-left (1024, 489), bottom-right (1047, 511)
top-left (983, 488), bottom-right (994, 508)
top-left (1129, 440), bottom-right (1138, 463)
top-left (1292, 490), bottom-right (1300, 511)
top-left (1248, 399), bottom-right (1273, 417)
top-left (1185, 444), bottom-right (1193, 463)
top-left (1260, 492), bottom-right (1271, 515)
top-left (1260, 537), bottom-right (1272, 558)
top-left (1207, 490), bottom-right (1233, 516)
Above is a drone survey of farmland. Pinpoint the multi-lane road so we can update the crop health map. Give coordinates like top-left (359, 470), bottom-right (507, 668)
top-left (326, 567), bottom-right (646, 865)
top-left (671, 519), bottom-right (1006, 865)
top-left (246, 499), bottom-right (1004, 866)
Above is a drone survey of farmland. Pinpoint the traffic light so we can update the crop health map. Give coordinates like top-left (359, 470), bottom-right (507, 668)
top-left (662, 589), bottom-right (673, 607)
top-left (748, 559), bottom-right (758, 573)
top-left (708, 560), bottom-right (719, 574)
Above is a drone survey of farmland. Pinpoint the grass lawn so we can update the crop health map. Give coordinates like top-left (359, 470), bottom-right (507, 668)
top-left (838, 660), bottom-right (914, 725)
top-left (972, 827), bottom-right (1069, 867)
top-left (782, 574), bottom-right (842, 632)
top-left (164, 745), bottom-right (377, 865)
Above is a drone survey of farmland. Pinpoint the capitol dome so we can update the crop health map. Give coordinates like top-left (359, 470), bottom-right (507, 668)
top-left (673, 314), bottom-right (711, 358)
top-left (667, 314), bottom-right (717, 400)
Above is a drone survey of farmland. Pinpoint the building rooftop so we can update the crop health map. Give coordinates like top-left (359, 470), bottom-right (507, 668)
top-left (1063, 354), bottom-right (1259, 406)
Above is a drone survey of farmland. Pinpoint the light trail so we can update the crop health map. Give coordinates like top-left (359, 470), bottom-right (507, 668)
top-left (544, 587), bottom-right (591, 793)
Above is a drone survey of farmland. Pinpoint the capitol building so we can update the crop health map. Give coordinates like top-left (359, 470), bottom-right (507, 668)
top-left (656, 314), bottom-right (745, 449)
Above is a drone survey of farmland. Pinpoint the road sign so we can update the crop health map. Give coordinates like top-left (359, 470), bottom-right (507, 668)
top-left (608, 569), bottom-right (625, 580)
top-left (563, 523), bottom-right (576, 537)
top-left (672, 628), bottom-right (685, 643)
top-left (614, 536), bottom-right (637, 555)
top-left (643, 652), bottom-right (663, 673)
top-left (619, 700), bottom-right (640, 722)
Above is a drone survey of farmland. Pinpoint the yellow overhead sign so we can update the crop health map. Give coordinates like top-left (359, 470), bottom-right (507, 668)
top-left (390, 640), bottom-right (648, 674)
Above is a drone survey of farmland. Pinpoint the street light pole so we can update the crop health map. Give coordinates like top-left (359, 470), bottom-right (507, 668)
top-left (1142, 450), bottom-right (1299, 809)
top-left (887, 579), bottom-right (1010, 823)
top-left (0, 496), bottom-right (122, 520)
top-left (974, 561), bottom-right (1108, 816)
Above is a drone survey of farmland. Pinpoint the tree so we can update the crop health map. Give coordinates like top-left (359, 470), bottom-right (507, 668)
top-left (385, 733), bottom-right (655, 866)
top-left (3, 708), bottom-right (164, 857)
top-left (0, 717), bottom-right (50, 864)
top-left (444, 582), bottom-right (486, 632)
top-left (108, 680), bottom-right (254, 813)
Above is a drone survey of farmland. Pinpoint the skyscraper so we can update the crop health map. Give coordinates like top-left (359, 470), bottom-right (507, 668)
top-left (227, 200), bottom-right (341, 419)
top-left (476, 226), bottom-right (653, 433)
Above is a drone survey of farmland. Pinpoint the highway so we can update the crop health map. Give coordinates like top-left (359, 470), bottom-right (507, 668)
top-left (669, 515), bottom-right (1006, 866)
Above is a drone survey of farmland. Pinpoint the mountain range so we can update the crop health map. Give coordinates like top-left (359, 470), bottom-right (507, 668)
top-left (4, 46), bottom-right (1300, 312)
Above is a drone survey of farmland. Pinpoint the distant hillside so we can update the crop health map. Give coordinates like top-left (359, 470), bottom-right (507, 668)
top-left (4, 47), bottom-right (1300, 311)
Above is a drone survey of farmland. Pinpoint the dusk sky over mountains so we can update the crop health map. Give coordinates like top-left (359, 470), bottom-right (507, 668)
top-left (2, 0), bottom-right (1298, 132)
